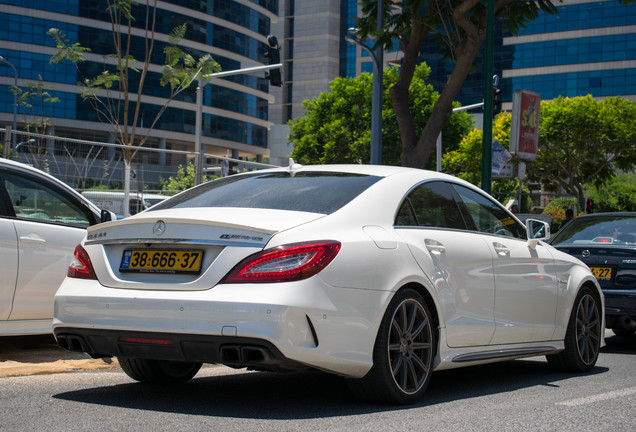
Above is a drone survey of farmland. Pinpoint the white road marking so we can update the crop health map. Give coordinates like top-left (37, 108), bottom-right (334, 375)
top-left (557, 387), bottom-right (636, 406)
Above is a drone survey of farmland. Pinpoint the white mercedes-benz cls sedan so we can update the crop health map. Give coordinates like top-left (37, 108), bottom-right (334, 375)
top-left (53, 164), bottom-right (604, 404)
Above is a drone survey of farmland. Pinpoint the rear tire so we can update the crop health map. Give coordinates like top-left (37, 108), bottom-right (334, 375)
top-left (118, 357), bottom-right (201, 384)
top-left (347, 288), bottom-right (435, 405)
top-left (547, 287), bottom-right (601, 372)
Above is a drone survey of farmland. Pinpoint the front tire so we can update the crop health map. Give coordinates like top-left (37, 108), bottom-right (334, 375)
top-left (347, 288), bottom-right (435, 404)
top-left (118, 357), bottom-right (202, 384)
top-left (547, 287), bottom-right (601, 372)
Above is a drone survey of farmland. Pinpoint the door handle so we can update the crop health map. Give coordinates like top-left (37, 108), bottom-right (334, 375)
top-left (20, 236), bottom-right (47, 245)
top-left (493, 242), bottom-right (509, 256)
top-left (425, 239), bottom-right (446, 255)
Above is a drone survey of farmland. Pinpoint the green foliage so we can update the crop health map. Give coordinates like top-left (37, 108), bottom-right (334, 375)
top-left (586, 174), bottom-right (636, 212)
top-left (159, 163), bottom-right (216, 192)
top-left (443, 112), bottom-right (511, 185)
top-left (356, 0), bottom-right (559, 56)
top-left (528, 95), bottom-right (636, 209)
top-left (9, 75), bottom-right (61, 169)
top-left (352, 0), bottom-right (562, 168)
top-left (445, 96), bottom-right (636, 212)
top-left (48, 27), bottom-right (91, 64)
top-left (289, 64), bottom-right (473, 165)
top-left (543, 197), bottom-right (579, 232)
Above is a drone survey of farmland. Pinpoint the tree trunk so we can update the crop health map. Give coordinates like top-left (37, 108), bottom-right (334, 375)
top-left (401, 35), bottom-right (484, 168)
top-left (389, 12), bottom-right (430, 165)
top-left (123, 158), bottom-right (131, 218)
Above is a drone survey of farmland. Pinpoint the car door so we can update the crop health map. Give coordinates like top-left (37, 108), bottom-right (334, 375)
top-left (0, 168), bottom-right (96, 322)
top-left (451, 184), bottom-right (559, 344)
top-left (394, 181), bottom-right (496, 347)
top-left (0, 182), bottom-right (18, 319)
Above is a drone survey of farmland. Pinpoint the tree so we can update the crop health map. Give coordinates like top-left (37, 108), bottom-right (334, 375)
top-left (355, 0), bottom-right (560, 168)
top-left (290, 64), bottom-right (473, 166)
top-left (159, 162), bottom-right (216, 192)
top-left (444, 97), bottom-right (636, 212)
top-left (48, 0), bottom-right (220, 215)
top-left (587, 174), bottom-right (636, 212)
top-left (9, 76), bottom-right (60, 170)
top-left (528, 96), bottom-right (636, 210)
top-left (443, 112), bottom-right (511, 183)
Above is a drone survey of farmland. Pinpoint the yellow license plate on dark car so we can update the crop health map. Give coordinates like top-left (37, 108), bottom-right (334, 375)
top-left (589, 266), bottom-right (612, 280)
top-left (120, 249), bottom-right (203, 274)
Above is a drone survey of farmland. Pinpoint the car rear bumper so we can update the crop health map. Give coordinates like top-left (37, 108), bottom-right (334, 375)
top-left (54, 328), bottom-right (306, 372)
top-left (604, 289), bottom-right (636, 329)
top-left (53, 277), bottom-right (391, 378)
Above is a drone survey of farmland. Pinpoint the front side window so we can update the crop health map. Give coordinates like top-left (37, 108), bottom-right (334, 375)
top-left (395, 182), bottom-right (466, 230)
top-left (152, 171), bottom-right (382, 215)
top-left (452, 184), bottom-right (525, 239)
top-left (1, 171), bottom-right (93, 228)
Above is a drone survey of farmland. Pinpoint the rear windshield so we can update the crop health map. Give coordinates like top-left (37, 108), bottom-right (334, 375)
top-left (550, 215), bottom-right (636, 245)
top-left (150, 171), bottom-right (382, 215)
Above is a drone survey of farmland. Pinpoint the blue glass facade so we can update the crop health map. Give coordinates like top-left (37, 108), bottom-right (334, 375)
top-left (339, 1), bottom-right (636, 106)
top-left (497, 1), bottom-right (636, 104)
top-left (0, 0), bottom-right (274, 149)
top-left (339, 0), bottom-right (358, 78)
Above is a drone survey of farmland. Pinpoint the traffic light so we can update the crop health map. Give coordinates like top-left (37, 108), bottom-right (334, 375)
top-left (265, 34), bottom-right (282, 87)
top-left (586, 199), bottom-right (594, 214)
top-left (493, 86), bottom-right (502, 117)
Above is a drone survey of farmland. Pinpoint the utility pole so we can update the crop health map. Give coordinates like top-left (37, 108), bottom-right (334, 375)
top-left (481, 0), bottom-right (495, 194)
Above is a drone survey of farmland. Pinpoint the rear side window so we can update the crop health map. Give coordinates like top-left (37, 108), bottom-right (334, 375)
top-left (1, 170), bottom-right (94, 228)
top-left (452, 184), bottom-right (526, 239)
top-left (395, 181), bottom-right (466, 230)
top-left (151, 171), bottom-right (382, 215)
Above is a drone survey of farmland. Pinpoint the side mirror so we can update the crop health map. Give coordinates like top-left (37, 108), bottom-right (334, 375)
top-left (100, 209), bottom-right (117, 223)
top-left (526, 219), bottom-right (550, 249)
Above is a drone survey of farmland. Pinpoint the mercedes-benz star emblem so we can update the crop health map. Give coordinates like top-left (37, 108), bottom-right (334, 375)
top-left (582, 250), bottom-right (590, 258)
top-left (153, 220), bottom-right (166, 236)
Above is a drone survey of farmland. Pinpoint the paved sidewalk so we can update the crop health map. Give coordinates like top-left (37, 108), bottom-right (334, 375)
top-left (0, 335), bottom-right (118, 378)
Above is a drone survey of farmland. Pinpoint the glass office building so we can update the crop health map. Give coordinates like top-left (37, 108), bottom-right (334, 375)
top-left (416, 0), bottom-right (636, 107)
top-left (501, 0), bottom-right (636, 104)
top-left (0, 0), bottom-right (278, 179)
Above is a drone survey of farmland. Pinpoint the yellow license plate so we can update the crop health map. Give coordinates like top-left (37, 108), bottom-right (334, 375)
top-left (590, 266), bottom-right (613, 281)
top-left (120, 249), bottom-right (203, 274)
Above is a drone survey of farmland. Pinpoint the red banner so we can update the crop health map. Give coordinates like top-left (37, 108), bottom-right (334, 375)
top-left (510, 90), bottom-right (540, 160)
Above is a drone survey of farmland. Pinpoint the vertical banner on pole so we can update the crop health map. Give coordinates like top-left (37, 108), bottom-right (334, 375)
top-left (510, 90), bottom-right (540, 160)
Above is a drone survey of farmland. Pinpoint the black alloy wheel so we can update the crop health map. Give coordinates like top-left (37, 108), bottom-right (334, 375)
top-left (547, 287), bottom-right (601, 372)
top-left (347, 288), bottom-right (435, 404)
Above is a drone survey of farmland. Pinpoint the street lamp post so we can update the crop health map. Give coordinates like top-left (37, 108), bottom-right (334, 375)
top-left (0, 55), bottom-right (18, 153)
top-left (14, 138), bottom-right (36, 161)
top-left (193, 62), bottom-right (282, 185)
top-left (345, 20), bottom-right (383, 165)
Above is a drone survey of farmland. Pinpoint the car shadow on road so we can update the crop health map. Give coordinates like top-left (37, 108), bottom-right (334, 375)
top-left (52, 357), bottom-right (609, 419)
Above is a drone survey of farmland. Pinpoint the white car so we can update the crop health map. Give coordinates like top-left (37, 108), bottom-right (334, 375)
top-left (81, 191), bottom-right (169, 218)
top-left (0, 158), bottom-right (112, 335)
top-left (53, 164), bottom-right (604, 404)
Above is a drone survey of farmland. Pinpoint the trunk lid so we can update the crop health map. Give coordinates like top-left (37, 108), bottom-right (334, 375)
top-left (83, 208), bottom-right (325, 291)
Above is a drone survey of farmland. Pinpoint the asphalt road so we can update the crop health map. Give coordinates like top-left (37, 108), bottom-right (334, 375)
top-left (0, 333), bottom-right (635, 431)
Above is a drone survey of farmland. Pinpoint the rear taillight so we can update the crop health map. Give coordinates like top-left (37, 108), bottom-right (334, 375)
top-left (67, 244), bottom-right (97, 280)
top-left (221, 241), bottom-right (341, 283)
